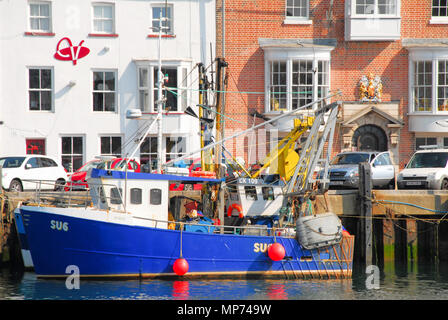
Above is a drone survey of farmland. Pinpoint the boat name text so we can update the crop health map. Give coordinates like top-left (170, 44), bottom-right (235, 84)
top-left (50, 220), bottom-right (69, 232)
top-left (253, 242), bottom-right (272, 253)
top-left (237, 178), bottom-right (264, 185)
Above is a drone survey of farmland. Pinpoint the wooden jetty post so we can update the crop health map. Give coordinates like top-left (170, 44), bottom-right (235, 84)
top-left (373, 217), bottom-right (384, 269)
top-left (437, 220), bottom-right (448, 263)
top-left (358, 161), bottom-right (373, 267)
top-left (417, 218), bottom-right (438, 268)
top-left (393, 218), bottom-right (408, 274)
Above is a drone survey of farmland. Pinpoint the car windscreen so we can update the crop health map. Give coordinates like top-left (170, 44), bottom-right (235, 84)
top-left (0, 157), bottom-right (25, 168)
top-left (331, 153), bottom-right (370, 165)
top-left (0, 157), bottom-right (26, 168)
top-left (97, 161), bottom-right (110, 170)
top-left (407, 152), bottom-right (448, 168)
top-left (79, 161), bottom-right (102, 172)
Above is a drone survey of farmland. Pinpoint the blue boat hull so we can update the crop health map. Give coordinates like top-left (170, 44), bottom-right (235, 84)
top-left (19, 207), bottom-right (354, 279)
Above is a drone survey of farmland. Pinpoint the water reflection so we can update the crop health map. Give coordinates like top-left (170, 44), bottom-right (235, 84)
top-left (267, 283), bottom-right (288, 300)
top-left (2, 261), bottom-right (448, 300)
top-left (172, 281), bottom-right (189, 300)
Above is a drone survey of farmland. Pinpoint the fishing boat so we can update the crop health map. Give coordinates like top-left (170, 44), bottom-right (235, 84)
top-left (14, 89), bottom-right (354, 279)
top-left (14, 24), bottom-right (354, 278)
top-left (16, 167), bottom-right (353, 279)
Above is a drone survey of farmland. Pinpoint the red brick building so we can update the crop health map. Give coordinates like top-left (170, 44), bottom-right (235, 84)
top-left (216, 0), bottom-right (448, 170)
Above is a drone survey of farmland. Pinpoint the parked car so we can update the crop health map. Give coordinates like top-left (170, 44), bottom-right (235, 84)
top-left (66, 157), bottom-right (141, 191)
top-left (397, 148), bottom-right (448, 189)
top-left (324, 151), bottom-right (395, 189)
top-left (0, 155), bottom-right (68, 192)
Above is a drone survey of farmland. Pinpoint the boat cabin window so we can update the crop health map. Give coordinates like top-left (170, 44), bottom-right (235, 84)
top-left (130, 188), bottom-right (142, 204)
top-left (150, 188), bottom-right (162, 205)
top-left (98, 186), bottom-right (107, 204)
top-left (244, 186), bottom-right (258, 200)
top-left (110, 187), bottom-right (123, 205)
top-left (228, 184), bottom-right (239, 201)
top-left (262, 187), bottom-right (275, 201)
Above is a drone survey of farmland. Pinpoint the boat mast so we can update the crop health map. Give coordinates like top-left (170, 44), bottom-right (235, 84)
top-left (198, 63), bottom-right (206, 170)
top-left (214, 57), bottom-right (228, 232)
top-left (214, 57), bottom-right (228, 178)
top-left (156, 9), bottom-right (165, 173)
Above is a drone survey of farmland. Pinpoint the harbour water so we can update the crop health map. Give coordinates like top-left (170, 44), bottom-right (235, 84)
top-left (1, 261), bottom-right (448, 300)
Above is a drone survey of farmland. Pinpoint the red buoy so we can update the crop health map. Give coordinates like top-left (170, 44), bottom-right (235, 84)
top-left (268, 243), bottom-right (285, 261)
top-left (173, 258), bottom-right (189, 276)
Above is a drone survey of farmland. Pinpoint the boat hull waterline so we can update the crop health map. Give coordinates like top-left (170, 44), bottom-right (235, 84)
top-left (19, 206), bottom-right (354, 279)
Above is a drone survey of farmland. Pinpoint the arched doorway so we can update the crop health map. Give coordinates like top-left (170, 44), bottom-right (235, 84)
top-left (352, 125), bottom-right (388, 152)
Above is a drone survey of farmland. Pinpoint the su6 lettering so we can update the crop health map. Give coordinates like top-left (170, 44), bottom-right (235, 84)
top-left (253, 242), bottom-right (272, 253)
top-left (50, 220), bottom-right (69, 232)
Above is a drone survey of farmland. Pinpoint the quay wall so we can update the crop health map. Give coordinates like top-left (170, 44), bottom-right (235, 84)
top-left (315, 189), bottom-right (448, 268)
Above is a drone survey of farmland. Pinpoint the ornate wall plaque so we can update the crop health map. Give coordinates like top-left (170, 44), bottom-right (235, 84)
top-left (359, 73), bottom-right (382, 102)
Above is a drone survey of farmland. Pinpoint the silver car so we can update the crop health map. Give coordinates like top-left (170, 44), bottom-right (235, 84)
top-left (326, 151), bottom-right (395, 189)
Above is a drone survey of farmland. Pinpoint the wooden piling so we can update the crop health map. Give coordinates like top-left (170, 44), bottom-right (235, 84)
top-left (393, 218), bottom-right (408, 274)
top-left (417, 219), bottom-right (437, 270)
top-left (373, 218), bottom-right (384, 270)
top-left (437, 219), bottom-right (448, 263)
top-left (358, 162), bottom-right (373, 267)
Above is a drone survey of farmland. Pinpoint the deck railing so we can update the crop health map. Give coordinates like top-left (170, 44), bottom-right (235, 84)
top-left (14, 179), bottom-right (297, 238)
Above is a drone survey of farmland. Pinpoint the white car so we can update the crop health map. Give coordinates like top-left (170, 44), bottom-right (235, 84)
top-left (0, 155), bottom-right (68, 192)
top-left (397, 149), bottom-right (448, 189)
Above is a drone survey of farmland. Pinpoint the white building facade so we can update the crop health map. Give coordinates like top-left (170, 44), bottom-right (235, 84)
top-left (0, 0), bottom-right (215, 172)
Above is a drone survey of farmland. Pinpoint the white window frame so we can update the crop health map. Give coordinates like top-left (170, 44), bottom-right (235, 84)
top-left (351, 0), bottom-right (400, 18)
top-left (409, 49), bottom-right (448, 115)
top-left (61, 135), bottom-right (85, 173)
top-left (100, 135), bottom-right (122, 157)
top-left (28, 67), bottom-right (53, 112)
top-left (415, 137), bottom-right (438, 150)
top-left (284, 0), bottom-right (312, 25)
top-left (140, 136), bottom-right (159, 172)
top-left (262, 47), bottom-right (332, 113)
top-left (412, 60), bottom-right (433, 112)
top-left (165, 136), bottom-right (187, 162)
top-left (92, 2), bottom-right (115, 34)
top-left (136, 61), bottom-right (189, 113)
top-left (139, 135), bottom-right (188, 172)
top-left (28, 1), bottom-right (52, 33)
top-left (150, 3), bottom-right (174, 35)
top-left (431, 0), bottom-right (448, 24)
top-left (92, 69), bottom-right (117, 112)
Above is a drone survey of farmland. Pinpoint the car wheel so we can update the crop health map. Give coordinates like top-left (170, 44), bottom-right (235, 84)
top-left (54, 179), bottom-right (66, 191)
top-left (441, 179), bottom-right (448, 190)
top-left (9, 179), bottom-right (23, 192)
